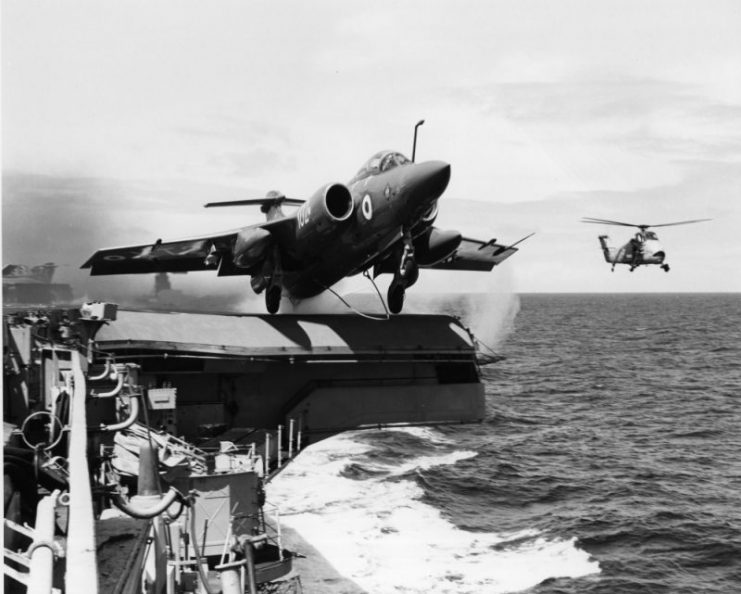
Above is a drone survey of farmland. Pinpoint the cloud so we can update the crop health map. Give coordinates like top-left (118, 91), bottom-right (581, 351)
top-left (175, 116), bottom-right (299, 178)
top-left (211, 149), bottom-right (298, 179)
top-left (448, 78), bottom-right (741, 154)
top-left (176, 117), bottom-right (291, 144)
top-left (431, 75), bottom-right (741, 201)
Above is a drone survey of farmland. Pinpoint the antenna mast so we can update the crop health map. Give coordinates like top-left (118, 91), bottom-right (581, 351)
top-left (411, 119), bottom-right (425, 162)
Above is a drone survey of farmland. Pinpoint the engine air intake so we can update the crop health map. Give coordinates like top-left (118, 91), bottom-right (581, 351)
top-left (325, 184), bottom-right (353, 221)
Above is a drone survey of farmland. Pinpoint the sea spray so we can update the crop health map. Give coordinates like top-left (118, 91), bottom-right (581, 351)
top-left (460, 291), bottom-right (520, 353)
top-left (458, 268), bottom-right (520, 352)
top-left (404, 271), bottom-right (521, 353)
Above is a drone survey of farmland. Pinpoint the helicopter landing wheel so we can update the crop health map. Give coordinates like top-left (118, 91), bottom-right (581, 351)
top-left (266, 285), bottom-right (281, 314)
top-left (387, 282), bottom-right (405, 315)
top-left (661, 264), bottom-right (670, 272)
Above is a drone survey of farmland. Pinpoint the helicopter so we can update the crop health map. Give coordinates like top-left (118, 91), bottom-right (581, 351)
top-left (581, 217), bottom-right (711, 272)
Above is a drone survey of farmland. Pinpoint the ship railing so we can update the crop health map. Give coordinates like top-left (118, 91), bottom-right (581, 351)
top-left (264, 417), bottom-right (303, 480)
top-left (64, 350), bottom-right (99, 594)
top-left (261, 501), bottom-right (285, 561)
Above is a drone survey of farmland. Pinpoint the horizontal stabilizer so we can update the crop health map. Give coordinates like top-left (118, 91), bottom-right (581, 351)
top-left (205, 194), bottom-right (305, 212)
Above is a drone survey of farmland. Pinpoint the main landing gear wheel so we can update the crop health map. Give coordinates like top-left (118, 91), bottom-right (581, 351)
top-left (387, 283), bottom-right (405, 315)
top-left (266, 285), bottom-right (281, 314)
top-left (661, 264), bottom-right (670, 272)
top-left (400, 259), bottom-right (419, 287)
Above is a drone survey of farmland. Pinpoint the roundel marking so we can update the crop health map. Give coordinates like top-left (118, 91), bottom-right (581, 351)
top-left (362, 194), bottom-right (373, 220)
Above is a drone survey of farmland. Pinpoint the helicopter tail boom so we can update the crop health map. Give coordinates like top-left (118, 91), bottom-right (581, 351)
top-left (597, 235), bottom-right (617, 263)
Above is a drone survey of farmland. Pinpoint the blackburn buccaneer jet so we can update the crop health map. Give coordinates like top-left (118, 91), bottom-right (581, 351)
top-left (83, 142), bottom-right (529, 314)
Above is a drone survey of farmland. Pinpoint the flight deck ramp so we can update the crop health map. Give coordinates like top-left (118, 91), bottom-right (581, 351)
top-left (93, 310), bottom-right (487, 443)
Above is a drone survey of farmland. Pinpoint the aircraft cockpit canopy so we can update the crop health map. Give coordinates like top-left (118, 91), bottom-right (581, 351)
top-left (350, 151), bottom-right (411, 184)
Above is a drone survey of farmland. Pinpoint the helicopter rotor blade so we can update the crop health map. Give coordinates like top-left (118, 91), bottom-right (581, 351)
top-left (581, 217), bottom-right (641, 228)
top-left (647, 218), bottom-right (712, 228)
top-left (581, 217), bottom-right (712, 230)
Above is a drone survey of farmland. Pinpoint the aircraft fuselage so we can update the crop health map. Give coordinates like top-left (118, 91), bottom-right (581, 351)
top-left (281, 157), bottom-right (451, 298)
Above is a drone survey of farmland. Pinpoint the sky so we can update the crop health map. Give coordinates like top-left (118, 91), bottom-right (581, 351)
top-left (3, 0), bottom-right (741, 304)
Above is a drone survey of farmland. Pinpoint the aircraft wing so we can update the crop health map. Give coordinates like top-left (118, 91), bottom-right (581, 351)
top-left (82, 233), bottom-right (237, 275)
top-left (82, 218), bottom-right (295, 276)
top-left (424, 233), bottom-right (533, 272)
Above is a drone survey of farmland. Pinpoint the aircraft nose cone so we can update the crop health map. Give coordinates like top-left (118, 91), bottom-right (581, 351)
top-left (406, 160), bottom-right (451, 206)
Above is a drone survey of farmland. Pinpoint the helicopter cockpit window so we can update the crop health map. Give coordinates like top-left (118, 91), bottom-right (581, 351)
top-left (645, 231), bottom-right (658, 240)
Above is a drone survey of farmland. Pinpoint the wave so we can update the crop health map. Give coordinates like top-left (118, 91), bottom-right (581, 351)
top-left (268, 429), bottom-right (600, 593)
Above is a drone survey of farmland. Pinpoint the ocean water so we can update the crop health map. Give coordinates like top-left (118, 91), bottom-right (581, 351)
top-left (269, 293), bottom-right (741, 593)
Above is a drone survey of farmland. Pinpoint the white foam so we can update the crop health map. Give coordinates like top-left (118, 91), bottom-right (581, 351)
top-left (388, 450), bottom-right (478, 476)
top-left (269, 430), bottom-right (600, 593)
top-left (388, 424), bottom-right (457, 445)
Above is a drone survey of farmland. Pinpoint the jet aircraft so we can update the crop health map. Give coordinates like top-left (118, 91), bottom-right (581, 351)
top-left (83, 145), bottom-right (529, 314)
top-left (582, 217), bottom-right (711, 272)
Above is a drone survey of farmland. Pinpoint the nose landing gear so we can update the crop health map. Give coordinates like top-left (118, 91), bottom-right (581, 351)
top-left (661, 264), bottom-right (670, 272)
top-left (386, 232), bottom-right (419, 314)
